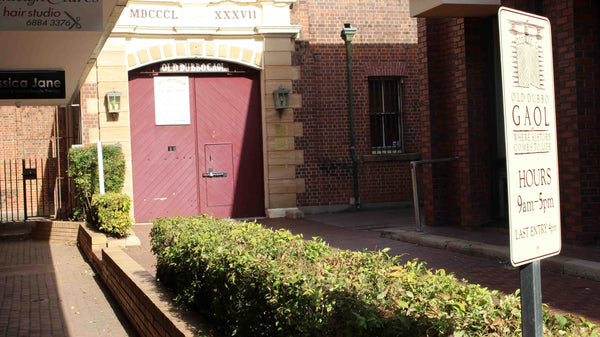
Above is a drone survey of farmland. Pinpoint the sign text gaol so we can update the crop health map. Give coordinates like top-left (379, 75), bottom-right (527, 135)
top-left (499, 7), bottom-right (561, 267)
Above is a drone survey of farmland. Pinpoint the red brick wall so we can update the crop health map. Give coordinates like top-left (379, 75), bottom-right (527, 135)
top-left (0, 105), bottom-right (62, 219)
top-left (79, 79), bottom-right (99, 145)
top-left (0, 105), bottom-right (57, 159)
top-left (291, 0), bottom-right (420, 207)
top-left (570, 0), bottom-right (599, 244)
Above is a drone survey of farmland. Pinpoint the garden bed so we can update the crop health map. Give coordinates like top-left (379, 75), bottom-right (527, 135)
top-left (151, 215), bottom-right (599, 336)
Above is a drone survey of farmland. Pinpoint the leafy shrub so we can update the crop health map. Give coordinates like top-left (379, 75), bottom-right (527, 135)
top-left (90, 192), bottom-right (133, 237)
top-left (150, 216), bottom-right (600, 337)
top-left (68, 144), bottom-right (125, 221)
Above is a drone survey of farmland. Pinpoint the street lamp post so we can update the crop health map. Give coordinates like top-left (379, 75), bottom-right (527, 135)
top-left (341, 23), bottom-right (360, 209)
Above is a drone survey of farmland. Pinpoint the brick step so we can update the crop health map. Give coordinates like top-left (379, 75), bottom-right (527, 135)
top-left (30, 221), bottom-right (82, 242)
top-left (0, 232), bottom-right (31, 241)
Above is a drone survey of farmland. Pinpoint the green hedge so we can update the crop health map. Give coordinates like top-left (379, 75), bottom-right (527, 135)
top-left (68, 144), bottom-right (126, 221)
top-left (90, 192), bottom-right (133, 237)
top-left (150, 216), bottom-right (599, 337)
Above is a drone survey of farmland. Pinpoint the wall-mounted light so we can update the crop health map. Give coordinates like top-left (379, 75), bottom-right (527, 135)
top-left (341, 23), bottom-right (356, 43)
top-left (106, 89), bottom-right (121, 113)
top-left (273, 85), bottom-right (290, 112)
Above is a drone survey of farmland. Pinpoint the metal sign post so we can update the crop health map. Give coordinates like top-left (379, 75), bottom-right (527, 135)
top-left (498, 7), bottom-right (562, 336)
top-left (520, 261), bottom-right (544, 336)
top-left (97, 141), bottom-right (105, 195)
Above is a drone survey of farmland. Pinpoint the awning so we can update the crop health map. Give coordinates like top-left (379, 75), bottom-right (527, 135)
top-left (0, 0), bottom-right (127, 106)
top-left (410, 0), bottom-right (501, 17)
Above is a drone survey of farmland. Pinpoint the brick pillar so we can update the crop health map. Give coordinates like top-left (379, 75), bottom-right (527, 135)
top-left (571, 0), bottom-right (600, 245)
top-left (421, 17), bottom-right (466, 227)
top-left (542, 0), bottom-right (583, 244)
top-left (464, 17), bottom-right (495, 228)
top-left (417, 17), bottom-right (435, 225)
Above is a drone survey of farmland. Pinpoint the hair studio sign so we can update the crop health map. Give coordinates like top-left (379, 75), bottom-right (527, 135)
top-left (0, 0), bottom-right (103, 31)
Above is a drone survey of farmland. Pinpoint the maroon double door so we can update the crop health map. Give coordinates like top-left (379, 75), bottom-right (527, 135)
top-left (128, 67), bottom-right (264, 223)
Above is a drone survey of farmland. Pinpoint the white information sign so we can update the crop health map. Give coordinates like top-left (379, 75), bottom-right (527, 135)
top-left (154, 76), bottom-right (191, 126)
top-left (0, 0), bottom-right (103, 31)
top-left (499, 7), bottom-right (561, 267)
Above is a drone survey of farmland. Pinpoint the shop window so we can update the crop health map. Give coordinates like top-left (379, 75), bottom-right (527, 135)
top-left (369, 77), bottom-right (403, 154)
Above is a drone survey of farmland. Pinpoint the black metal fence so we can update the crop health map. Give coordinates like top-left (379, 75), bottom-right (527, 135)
top-left (0, 158), bottom-right (57, 222)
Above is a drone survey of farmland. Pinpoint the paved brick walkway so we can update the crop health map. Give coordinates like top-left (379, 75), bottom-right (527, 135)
top-left (260, 216), bottom-right (600, 324)
top-left (0, 238), bottom-right (137, 337)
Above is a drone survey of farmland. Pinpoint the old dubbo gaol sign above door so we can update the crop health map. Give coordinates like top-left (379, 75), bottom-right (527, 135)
top-left (498, 7), bottom-right (561, 267)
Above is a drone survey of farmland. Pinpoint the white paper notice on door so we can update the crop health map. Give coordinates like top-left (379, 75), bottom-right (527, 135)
top-left (154, 76), bottom-right (191, 125)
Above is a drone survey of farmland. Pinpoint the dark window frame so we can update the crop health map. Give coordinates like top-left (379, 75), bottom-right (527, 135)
top-left (368, 76), bottom-right (404, 154)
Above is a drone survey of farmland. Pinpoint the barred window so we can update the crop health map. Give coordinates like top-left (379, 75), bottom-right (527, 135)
top-left (369, 77), bottom-right (403, 154)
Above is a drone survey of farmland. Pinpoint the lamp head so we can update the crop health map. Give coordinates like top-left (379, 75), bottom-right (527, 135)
top-left (106, 89), bottom-right (122, 113)
top-left (341, 23), bottom-right (356, 43)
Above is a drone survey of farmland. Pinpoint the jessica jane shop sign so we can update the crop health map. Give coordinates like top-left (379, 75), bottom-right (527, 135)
top-left (499, 7), bottom-right (561, 267)
top-left (0, 0), bottom-right (103, 31)
top-left (0, 70), bottom-right (65, 99)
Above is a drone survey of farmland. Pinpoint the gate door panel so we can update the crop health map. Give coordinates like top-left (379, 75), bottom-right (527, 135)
top-left (129, 75), bottom-right (199, 223)
top-left (194, 74), bottom-right (264, 218)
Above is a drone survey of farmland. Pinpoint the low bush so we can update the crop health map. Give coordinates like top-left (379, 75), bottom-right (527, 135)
top-left (150, 216), bottom-right (599, 337)
top-left (68, 144), bottom-right (126, 221)
top-left (90, 192), bottom-right (133, 237)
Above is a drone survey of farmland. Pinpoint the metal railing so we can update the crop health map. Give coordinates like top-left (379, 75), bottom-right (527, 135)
top-left (410, 156), bottom-right (459, 231)
top-left (0, 158), bottom-right (57, 222)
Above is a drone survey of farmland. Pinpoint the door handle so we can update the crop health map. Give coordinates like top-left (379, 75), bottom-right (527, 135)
top-left (202, 167), bottom-right (227, 178)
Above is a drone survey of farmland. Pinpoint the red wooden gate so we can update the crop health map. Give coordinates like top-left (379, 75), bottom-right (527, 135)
top-left (129, 68), bottom-right (264, 223)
